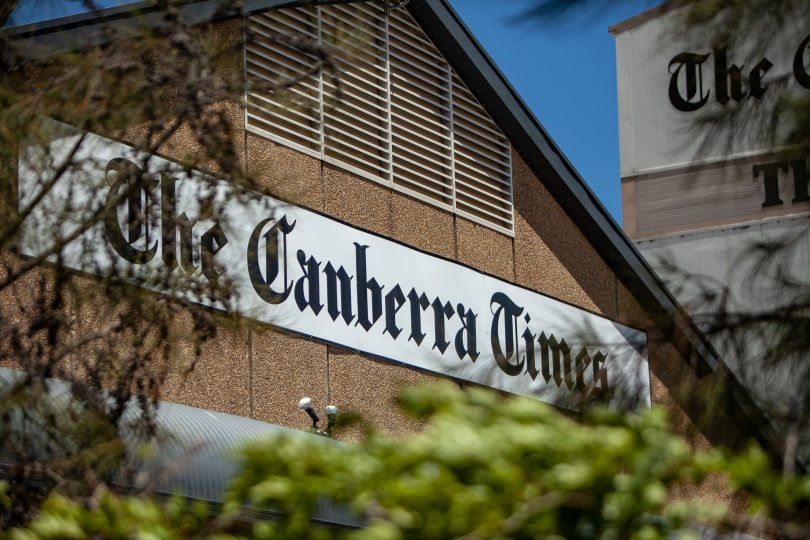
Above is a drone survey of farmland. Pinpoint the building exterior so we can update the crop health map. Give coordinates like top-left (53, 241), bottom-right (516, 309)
top-left (612, 2), bottom-right (810, 462)
top-left (2, 0), bottom-right (793, 515)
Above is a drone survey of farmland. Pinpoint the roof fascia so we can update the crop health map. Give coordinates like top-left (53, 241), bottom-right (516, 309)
top-left (409, 0), bottom-right (791, 464)
top-left (608, 0), bottom-right (684, 36)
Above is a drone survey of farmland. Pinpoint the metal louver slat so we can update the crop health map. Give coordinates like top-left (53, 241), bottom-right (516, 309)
top-left (322, 12), bottom-right (386, 45)
top-left (453, 115), bottom-right (510, 152)
top-left (320, 2), bottom-right (390, 183)
top-left (247, 114), bottom-right (318, 151)
top-left (390, 81), bottom-right (450, 115)
top-left (393, 151), bottom-right (450, 183)
top-left (389, 52), bottom-right (448, 92)
top-left (450, 63), bottom-right (513, 226)
top-left (251, 14), bottom-right (318, 40)
top-left (456, 196), bottom-right (513, 223)
top-left (394, 141), bottom-right (449, 167)
top-left (393, 167), bottom-right (453, 201)
top-left (248, 101), bottom-right (318, 133)
top-left (455, 170), bottom-right (512, 199)
top-left (455, 179), bottom-right (513, 213)
top-left (453, 107), bottom-right (510, 147)
top-left (388, 29), bottom-right (445, 64)
top-left (246, 56), bottom-right (318, 91)
top-left (245, 2), bottom-right (514, 235)
top-left (454, 146), bottom-right (512, 180)
top-left (324, 123), bottom-right (389, 157)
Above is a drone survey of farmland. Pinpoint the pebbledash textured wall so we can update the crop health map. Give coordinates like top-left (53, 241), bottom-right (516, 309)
top-left (9, 14), bottom-right (751, 492)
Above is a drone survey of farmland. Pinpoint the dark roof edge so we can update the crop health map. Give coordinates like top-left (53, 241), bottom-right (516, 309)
top-left (412, 0), bottom-right (792, 466)
top-left (608, 0), bottom-right (683, 35)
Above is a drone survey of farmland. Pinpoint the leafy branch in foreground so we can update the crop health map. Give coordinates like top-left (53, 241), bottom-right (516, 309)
top-left (10, 383), bottom-right (810, 539)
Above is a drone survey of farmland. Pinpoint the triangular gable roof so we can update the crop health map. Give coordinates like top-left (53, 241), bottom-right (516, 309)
top-left (2, 0), bottom-right (789, 465)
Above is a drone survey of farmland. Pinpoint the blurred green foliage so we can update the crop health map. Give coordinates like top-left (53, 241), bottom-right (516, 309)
top-left (5, 383), bottom-right (809, 539)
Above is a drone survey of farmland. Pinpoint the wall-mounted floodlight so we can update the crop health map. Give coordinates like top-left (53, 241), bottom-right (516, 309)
top-left (297, 398), bottom-right (339, 437)
top-left (298, 397), bottom-right (320, 428)
top-left (324, 405), bottom-right (338, 437)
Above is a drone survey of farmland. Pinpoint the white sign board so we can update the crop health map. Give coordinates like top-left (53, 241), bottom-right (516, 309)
top-left (19, 127), bottom-right (650, 408)
top-left (615, 7), bottom-right (810, 176)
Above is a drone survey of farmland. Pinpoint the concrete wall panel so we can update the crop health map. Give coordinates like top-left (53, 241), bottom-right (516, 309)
top-left (323, 166), bottom-right (392, 237)
top-left (247, 135), bottom-right (323, 210)
top-left (511, 152), bottom-right (617, 317)
top-left (617, 281), bottom-right (653, 330)
top-left (156, 99), bottom-right (245, 176)
top-left (456, 217), bottom-right (513, 281)
top-left (250, 325), bottom-right (329, 429)
top-left (161, 311), bottom-right (252, 417)
top-left (326, 346), bottom-right (438, 440)
top-left (0, 255), bottom-right (55, 371)
top-left (119, 19), bottom-right (245, 176)
top-left (390, 193), bottom-right (456, 259)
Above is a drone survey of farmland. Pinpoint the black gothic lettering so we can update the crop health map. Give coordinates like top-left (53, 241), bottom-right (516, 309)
top-left (536, 330), bottom-right (610, 394)
top-left (324, 263), bottom-right (354, 325)
top-left (407, 288), bottom-right (430, 345)
top-left (104, 158), bottom-right (158, 264)
top-left (294, 250), bottom-right (323, 315)
top-left (538, 332), bottom-right (559, 385)
top-left (160, 172), bottom-right (177, 270)
top-left (575, 349), bottom-right (591, 393)
top-left (713, 47), bottom-right (746, 104)
top-left (794, 34), bottom-right (810, 88)
top-left (490, 292), bottom-right (524, 376)
top-left (200, 222), bottom-right (228, 283)
top-left (430, 298), bottom-right (454, 353)
top-left (454, 303), bottom-right (479, 362)
top-left (790, 158), bottom-right (810, 203)
top-left (354, 243), bottom-right (383, 331)
top-left (749, 58), bottom-right (772, 99)
top-left (522, 313), bottom-right (539, 380)
top-left (177, 213), bottom-right (197, 273)
top-left (559, 339), bottom-right (574, 390)
top-left (753, 161), bottom-right (787, 207)
top-left (592, 352), bottom-right (608, 396)
top-left (668, 52), bottom-right (710, 112)
top-left (247, 216), bottom-right (295, 304)
top-left (384, 285), bottom-right (406, 339)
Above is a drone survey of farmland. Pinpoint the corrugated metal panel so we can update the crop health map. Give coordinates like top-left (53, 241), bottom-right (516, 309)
top-left (0, 368), bottom-right (361, 528)
top-left (636, 215), bottom-right (810, 461)
top-left (633, 157), bottom-right (810, 237)
top-left (637, 215), bottom-right (809, 322)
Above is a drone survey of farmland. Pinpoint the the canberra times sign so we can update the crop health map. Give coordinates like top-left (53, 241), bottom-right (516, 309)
top-left (19, 127), bottom-right (650, 408)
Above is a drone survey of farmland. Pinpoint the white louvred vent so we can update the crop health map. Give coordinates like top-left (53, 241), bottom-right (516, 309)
top-left (388, 8), bottom-right (453, 207)
top-left (246, 7), bottom-right (321, 153)
top-left (451, 72), bottom-right (513, 231)
top-left (245, 2), bottom-right (514, 235)
top-left (321, 2), bottom-right (390, 180)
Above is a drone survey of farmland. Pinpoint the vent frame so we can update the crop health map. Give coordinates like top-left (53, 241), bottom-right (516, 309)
top-left (244, 3), bottom-right (514, 235)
